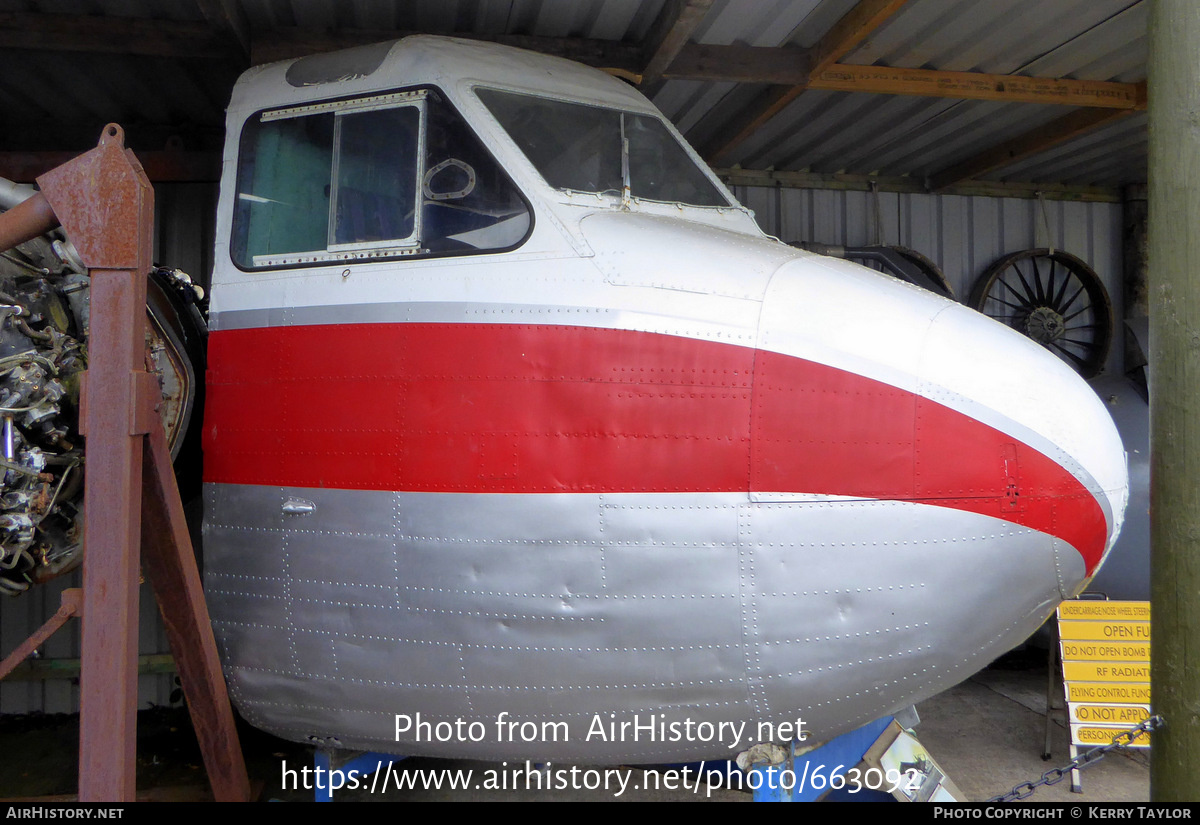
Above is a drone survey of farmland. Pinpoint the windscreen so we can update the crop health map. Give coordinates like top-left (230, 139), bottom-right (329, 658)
top-left (477, 88), bottom-right (730, 208)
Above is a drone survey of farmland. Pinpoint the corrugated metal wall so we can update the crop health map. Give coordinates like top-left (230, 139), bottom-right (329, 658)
top-left (0, 183), bottom-right (217, 715)
top-left (733, 185), bottom-right (1125, 375)
top-left (0, 183), bottom-right (1124, 715)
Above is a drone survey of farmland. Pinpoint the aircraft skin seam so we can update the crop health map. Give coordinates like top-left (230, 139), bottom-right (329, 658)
top-left (227, 663), bottom-right (748, 692)
top-left (737, 509), bottom-right (766, 719)
top-left (242, 698), bottom-right (753, 720)
top-left (210, 616), bottom-right (944, 650)
top-left (211, 572), bottom-right (743, 599)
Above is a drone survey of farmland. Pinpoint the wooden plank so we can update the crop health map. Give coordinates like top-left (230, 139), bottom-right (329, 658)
top-left (0, 12), bottom-right (237, 59)
top-left (929, 106), bottom-right (1140, 191)
top-left (665, 43), bottom-right (811, 84)
top-left (251, 27), bottom-right (644, 72)
top-left (667, 0), bottom-right (909, 84)
top-left (695, 0), bottom-right (910, 163)
top-left (668, 48), bottom-right (1146, 112)
top-left (809, 64), bottom-right (1144, 109)
top-left (1149, 0), bottom-right (1200, 798)
top-left (808, 0), bottom-right (910, 74)
top-left (641, 0), bottom-right (714, 87)
top-left (715, 167), bottom-right (1121, 203)
top-left (0, 151), bottom-right (220, 183)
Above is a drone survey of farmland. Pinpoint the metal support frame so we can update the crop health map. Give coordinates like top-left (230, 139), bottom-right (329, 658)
top-left (0, 589), bottom-right (82, 680)
top-left (0, 124), bottom-right (250, 802)
top-left (1042, 621), bottom-right (1084, 793)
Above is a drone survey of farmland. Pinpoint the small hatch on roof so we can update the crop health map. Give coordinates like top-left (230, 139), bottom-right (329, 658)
top-left (286, 41), bottom-right (395, 87)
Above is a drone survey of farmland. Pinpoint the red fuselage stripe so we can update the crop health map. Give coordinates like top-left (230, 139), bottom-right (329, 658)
top-left (204, 323), bottom-right (1107, 571)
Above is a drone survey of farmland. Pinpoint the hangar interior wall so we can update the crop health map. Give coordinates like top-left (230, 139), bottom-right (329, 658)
top-left (0, 183), bottom-right (1125, 715)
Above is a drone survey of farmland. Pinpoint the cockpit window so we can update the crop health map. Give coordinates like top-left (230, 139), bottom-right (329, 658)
top-left (476, 88), bottom-right (730, 208)
top-left (232, 88), bottom-right (531, 269)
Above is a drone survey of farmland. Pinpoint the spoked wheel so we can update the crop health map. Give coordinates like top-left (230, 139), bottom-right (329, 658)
top-left (969, 248), bottom-right (1113, 378)
top-left (847, 245), bottom-right (955, 300)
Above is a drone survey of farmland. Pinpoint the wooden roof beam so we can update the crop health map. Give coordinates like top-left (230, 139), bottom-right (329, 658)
top-left (0, 150), bottom-right (220, 183)
top-left (0, 12), bottom-right (238, 59)
top-left (696, 0), bottom-right (910, 164)
top-left (672, 56), bottom-right (1145, 110)
top-left (928, 96), bottom-right (1144, 191)
top-left (809, 64), bottom-right (1144, 108)
top-left (640, 0), bottom-right (714, 87)
top-left (716, 167), bottom-right (1120, 203)
top-left (0, 11), bottom-right (645, 74)
top-left (195, 0), bottom-right (252, 61)
top-left (250, 27), bottom-right (644, 72)
top-left (807, 0), bottom-right (911, 74)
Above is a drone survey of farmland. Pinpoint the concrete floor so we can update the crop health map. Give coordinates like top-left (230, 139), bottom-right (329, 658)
top-left (0, 649), bottom-right (1151, 802)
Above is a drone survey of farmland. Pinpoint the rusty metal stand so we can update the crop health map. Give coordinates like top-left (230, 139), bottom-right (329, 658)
top-left (0, 589), bottom-right (82, 679)
top-left (0, 124), bottom-right (250, 802)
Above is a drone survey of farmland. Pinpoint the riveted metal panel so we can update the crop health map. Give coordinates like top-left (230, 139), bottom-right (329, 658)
top-left (734, 184), bottom-right (1123, 376)
top-left (206, 482), bottom-right (1085, 761)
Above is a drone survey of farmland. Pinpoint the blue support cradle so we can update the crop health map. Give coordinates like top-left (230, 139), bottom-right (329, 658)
top-left (750, 716), bottom-right (895, 802)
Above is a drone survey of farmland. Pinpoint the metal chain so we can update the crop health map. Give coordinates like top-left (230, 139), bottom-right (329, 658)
top-left (987, 715), bottom-right (1164, 802)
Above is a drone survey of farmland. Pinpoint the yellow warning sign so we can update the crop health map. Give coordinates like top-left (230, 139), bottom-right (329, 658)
top-left (1058, 600), bottom-right (1152, 749)
top-left (1058, 619), bottom-right (1150, 642)
top-left (1062, 661), bottom-right (1149, 682)
top-left (1066, 682), bottom-right (1150, 704)
top-left (1069, 703), bottom-right (1151, 725)
top-left (1060, 641), bottom-right (1149, 662)
top-left (1070, 725), bottom-right (1151, 749)
top-left (1058, 601), bottom-right (1150, 621)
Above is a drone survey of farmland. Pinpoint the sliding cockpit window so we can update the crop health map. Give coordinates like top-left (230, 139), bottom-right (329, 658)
top-left (231, 89), bottom-right (531, 270)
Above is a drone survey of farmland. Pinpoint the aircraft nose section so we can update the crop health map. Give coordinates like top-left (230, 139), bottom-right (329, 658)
top-left (919, 301), bottom-right (1128, 591)
top-left (757, 257), bottom-right (1127, 596)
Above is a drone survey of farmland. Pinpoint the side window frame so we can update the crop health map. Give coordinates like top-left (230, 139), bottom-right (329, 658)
top-left (231, 86), bottom-right (534, 273)
top-left (238, 90), bottom-right (427, 268)
top-left (324, 94), bottom-right (426, 255)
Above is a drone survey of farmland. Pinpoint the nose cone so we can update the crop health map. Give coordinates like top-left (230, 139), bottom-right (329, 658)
top-left (920, 301), bottom-right (1128, 587)
top-left (757, 256), bottom-right (1128, 595)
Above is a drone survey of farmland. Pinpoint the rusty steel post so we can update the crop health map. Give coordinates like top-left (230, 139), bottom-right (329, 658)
top-left (0, 589), bottom-right (82, 681)
top-left (0, 124), bottom-right (250, 802)
top-left (141, 415), bottom-right (251, 801)
top-left (38, 123), bottom-right (153, 802)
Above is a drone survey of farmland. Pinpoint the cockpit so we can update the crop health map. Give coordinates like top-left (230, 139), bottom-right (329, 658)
top-left (229, 74), bottom-right (741, 273)
top-left (476, 88), bottom-right (731, 209)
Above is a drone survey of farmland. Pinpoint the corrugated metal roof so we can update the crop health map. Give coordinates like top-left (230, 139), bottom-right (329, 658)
top-left (0, 0), bottom-right (1152, 189)
top-left (651, 0), bottom-right (1147, 185)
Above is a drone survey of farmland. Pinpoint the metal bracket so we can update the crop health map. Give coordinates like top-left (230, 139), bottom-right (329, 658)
top-left (0, 588), bottom-right (82, 681)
